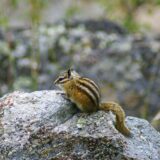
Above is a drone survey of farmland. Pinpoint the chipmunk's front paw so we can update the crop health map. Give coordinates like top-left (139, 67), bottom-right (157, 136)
top-left (56, 91), bottom-right (65, 95)
top-left (56, 91), bottom-right (71, 101)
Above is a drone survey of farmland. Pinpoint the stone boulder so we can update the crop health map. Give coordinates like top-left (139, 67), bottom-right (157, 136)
top-left (0, 90), bottom-right (160, 160)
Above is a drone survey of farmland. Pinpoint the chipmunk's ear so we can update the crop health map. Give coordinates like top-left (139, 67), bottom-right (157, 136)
top-left (67, 68), bottom-right (72, 78)
top-left (67, 68), bottom-right (80, 78)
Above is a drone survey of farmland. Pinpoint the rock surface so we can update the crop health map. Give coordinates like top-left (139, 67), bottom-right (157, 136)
top-left (0, 90), bottom-right (160, 160)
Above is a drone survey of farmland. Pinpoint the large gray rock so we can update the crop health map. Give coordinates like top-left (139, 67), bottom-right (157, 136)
top-left (0, 90), bottom-right (160, 160)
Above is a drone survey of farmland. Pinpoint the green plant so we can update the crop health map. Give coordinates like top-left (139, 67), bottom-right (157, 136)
top-left (96, 0), bottom-right (160, 32)
top-left (0, 0), bottom-right (48, 90)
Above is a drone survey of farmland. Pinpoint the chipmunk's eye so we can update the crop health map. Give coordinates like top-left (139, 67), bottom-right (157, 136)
top-left (59, 77), bottom-right (64, 82)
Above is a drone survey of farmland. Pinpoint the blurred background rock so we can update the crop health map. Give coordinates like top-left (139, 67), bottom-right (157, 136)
top-left (0, 0), bottom-right (160, 131)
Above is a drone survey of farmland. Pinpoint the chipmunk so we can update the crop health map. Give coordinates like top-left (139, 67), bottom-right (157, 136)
top-left (54, 69), bottom-right (131, 136)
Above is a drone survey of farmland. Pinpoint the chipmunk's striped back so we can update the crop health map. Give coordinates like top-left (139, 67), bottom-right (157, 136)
top-left (76, 77), bottom-right (100, 106)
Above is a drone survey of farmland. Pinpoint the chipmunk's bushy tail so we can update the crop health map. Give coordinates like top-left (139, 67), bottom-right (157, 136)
top-left (99, 102), bottom-right (131, 136)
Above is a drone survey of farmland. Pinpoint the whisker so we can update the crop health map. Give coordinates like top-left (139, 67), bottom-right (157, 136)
top-left (49, 83), bottom-right (54, 90)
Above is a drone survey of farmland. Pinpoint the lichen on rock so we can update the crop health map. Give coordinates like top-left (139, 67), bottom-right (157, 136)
top-left (0, 90), bottom-right (160, 160)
